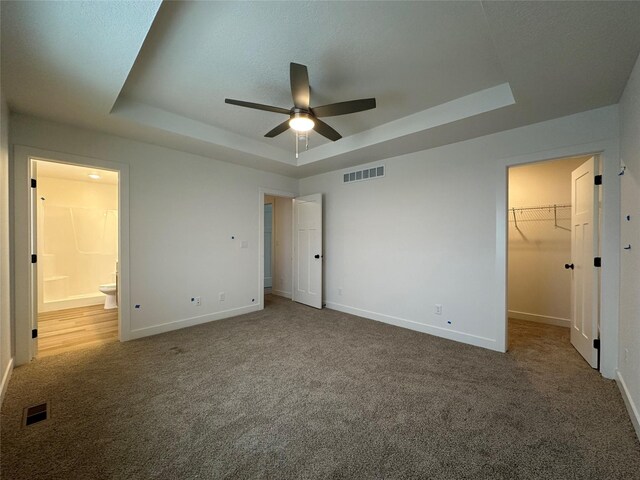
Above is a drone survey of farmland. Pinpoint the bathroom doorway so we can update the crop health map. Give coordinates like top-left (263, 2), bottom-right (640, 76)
top-left (34, 160), bottom-right (119, 356)
top-left (261, 192), bottom-right (294, 308)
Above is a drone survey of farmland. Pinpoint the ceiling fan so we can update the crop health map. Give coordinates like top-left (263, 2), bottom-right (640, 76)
top-left (225, 63), bottom-right (376, 143)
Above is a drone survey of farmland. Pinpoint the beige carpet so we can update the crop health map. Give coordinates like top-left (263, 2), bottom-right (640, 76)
top-left (1, 296), bottom-right (639, 479)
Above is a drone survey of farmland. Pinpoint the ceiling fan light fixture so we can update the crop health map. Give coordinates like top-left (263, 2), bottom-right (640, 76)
top-left (289, 113), bottom-right (314, 132)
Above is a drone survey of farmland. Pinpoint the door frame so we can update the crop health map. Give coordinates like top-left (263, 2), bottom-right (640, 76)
top-left (258, 188), bottom-right (295, 310)
top-left (263, 202), bottom-right (274, 289)
top-left (13, 146), bottom-right (130, 365)
top-left (498, 139), bottom-right (620, 379)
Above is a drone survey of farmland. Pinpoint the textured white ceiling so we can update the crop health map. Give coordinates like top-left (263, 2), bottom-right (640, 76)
top-left (120, 1), bottom-right (505, 151)
top-left (2, 1), bottom-right (640, 177)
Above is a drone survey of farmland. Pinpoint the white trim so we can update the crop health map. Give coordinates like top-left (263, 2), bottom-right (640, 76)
top-left (508, 310), bottom-right (570, 328)
top-left (1, 357), bottom-right (14, 406)
top-left (272, 289), bottom-right (292, 299)
top-left (13, 146), bottom-right (131, 365)
top-left (128, 304), bottom-right (260, 339)
top-left (616, 370), bottom-right (640, 440)
top-left (326, 301), bottom-right (498, 351)
top-left (39, 295), bottom-right (103, 313)
top-left (258, 188), bottom-right (296, 312)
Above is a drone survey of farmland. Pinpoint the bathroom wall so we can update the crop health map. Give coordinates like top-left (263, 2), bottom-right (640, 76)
top-left (37, 172), bottom-right (118, 311)
top-left (508, 157), bottom-right (588, 327)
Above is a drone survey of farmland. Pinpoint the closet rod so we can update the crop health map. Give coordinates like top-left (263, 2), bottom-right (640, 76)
top-left (509, 203), bottom-right (571, 231)
top-left (510, 203), bottom-right (571, 212)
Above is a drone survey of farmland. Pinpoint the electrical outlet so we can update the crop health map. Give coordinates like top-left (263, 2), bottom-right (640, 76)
top-left (435, 304), bottom-right (442, 315)
top-left (219, 292), bottom-right (226, 302)
top-left (191, 297), bottom-right (201, 306)
top-left (338, 287), bottom-right (343, 295)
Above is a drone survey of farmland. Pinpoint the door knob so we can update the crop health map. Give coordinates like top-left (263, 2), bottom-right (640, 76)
top-left (314, 254), bottom-right (321, 259)
top-left (564, 263), bottom-right (574, 270)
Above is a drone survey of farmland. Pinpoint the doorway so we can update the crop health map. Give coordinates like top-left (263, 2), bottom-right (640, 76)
top-left (507, 155), bottom-right (600, 368)
top-left (34, 160), bottom-right (120, 356)
top-left (260, 190), bottom-right (324, 310)
top-left (262, 193), bottom-right (294, 304)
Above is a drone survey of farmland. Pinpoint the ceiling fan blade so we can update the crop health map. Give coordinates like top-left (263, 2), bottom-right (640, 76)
top-left (290, 63), bottom-right (310, 109)
top-left (264, 119), bottom-right (291, 138)
top-left (225, 98), bottom-right (290, 115)
top-left (313, 118), bottom-right (342, 141)
top-left (312, 98), bottom-right (376, 117)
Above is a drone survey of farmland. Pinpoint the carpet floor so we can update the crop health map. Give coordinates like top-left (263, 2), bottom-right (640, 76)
top-left (1, 296), bottom-right (639, 479)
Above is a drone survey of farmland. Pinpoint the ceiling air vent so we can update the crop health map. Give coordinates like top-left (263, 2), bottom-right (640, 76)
top-left (343, 165), bottom-right (385, 184)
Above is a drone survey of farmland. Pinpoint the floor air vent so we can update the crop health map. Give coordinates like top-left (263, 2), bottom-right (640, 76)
top-left (23, 402), bottom-right (49, 426)
top-left (343, 165), bottom-right (385, 183)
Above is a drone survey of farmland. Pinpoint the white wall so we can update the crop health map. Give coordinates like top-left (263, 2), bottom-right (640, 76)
top-left (299, 105), bottom-right (620, 369)
top-left (0, 92), bottom-right (13, 403)
top-left (508, 157), bottom-right (587, 327)
top-left (272, 196), bottom-right (292, 298)
top-left (618, 53), bottom-right (640, 438)
top-left (10, 114), bottom-right (297, 361)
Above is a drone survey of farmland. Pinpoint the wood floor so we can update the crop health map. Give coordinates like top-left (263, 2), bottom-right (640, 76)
top-left (38, 304), bottom-right (118, 357)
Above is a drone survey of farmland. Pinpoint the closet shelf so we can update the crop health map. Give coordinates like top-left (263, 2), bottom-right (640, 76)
top-left (509, 204), bottom-right (571, 230)
top-left (509, 203), bottom-right (570, 213)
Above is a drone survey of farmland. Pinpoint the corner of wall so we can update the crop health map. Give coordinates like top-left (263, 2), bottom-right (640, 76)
top-left (0, 356), bottom-right (13, 405)
top-left (1, 89), bottom-right (15, 404)
top-left (616, 370), bottom-right (640, 440)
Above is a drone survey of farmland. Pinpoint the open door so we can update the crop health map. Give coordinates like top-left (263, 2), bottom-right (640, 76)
top-left (293, 194), bottom-right (322, 309)
top-left (30, 160), bottom-right (39, 358)
top-left (569, 156), bottom-right (599, 368)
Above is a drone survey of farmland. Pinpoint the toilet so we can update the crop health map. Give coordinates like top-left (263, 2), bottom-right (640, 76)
top-left (99, 283), bottom-right (117, 309)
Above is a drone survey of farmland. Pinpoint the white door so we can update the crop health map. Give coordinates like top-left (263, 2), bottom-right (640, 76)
top-left (569, 156), bottom-right (599, 368)
top-left (30, 160), bottom-right (39, 357)
top-left (293, 194), bottom-right (323, 309)
top-left (264, 203), bottom-right (273, 288)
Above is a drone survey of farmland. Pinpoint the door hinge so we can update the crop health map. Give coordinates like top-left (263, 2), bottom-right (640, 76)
top-left (31, 254), bottom-right (37, 263)
top-left (31, 178), bottom-right (37, 188)
top-left (593, 338), bottom-right (600, 350)
top-left (594, 257), bottom-right (601, 268)
top-left (32, 329), bottom-right (38, 339)
top-left (594, 175), bottom-right (602, 185)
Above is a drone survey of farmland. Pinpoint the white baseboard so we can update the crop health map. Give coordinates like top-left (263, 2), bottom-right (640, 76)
top-left (40, 294), bottom-right (104, 312)
top-left (508, 310), bottom-right (570, 328)
top-left (272, 289), bottom-right (291, 299)
top-left (326, 301), bottom-right (498, 351)
top-left (1, 357), bottom-right (14, 406)
top-left (617, 370), bottom-right (640, 440)
top-left (127, 304), bottom-right (261, 340)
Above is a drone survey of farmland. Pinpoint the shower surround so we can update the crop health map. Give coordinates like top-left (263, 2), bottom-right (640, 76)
top-left (37, 172), bottom-right (118, 312)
